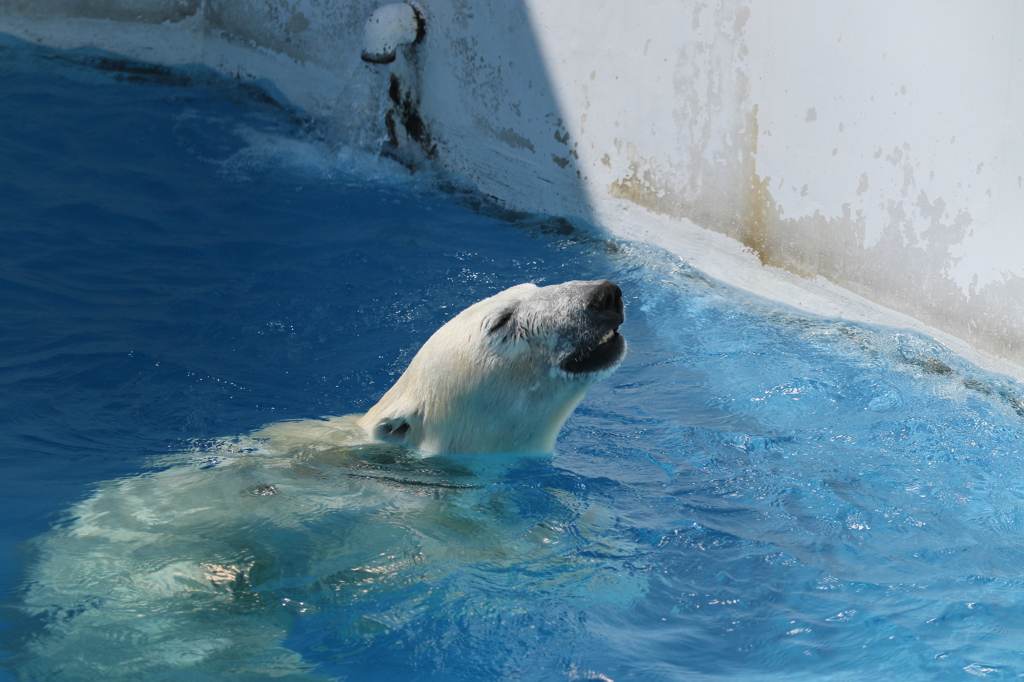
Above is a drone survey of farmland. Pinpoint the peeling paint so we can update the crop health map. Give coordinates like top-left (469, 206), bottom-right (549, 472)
top-left (551, 154), bottom-right (570, 169)
top-left (595, 0), bottom-right (1024, 367)
top-left (495, 126), bottom-right (535, 151)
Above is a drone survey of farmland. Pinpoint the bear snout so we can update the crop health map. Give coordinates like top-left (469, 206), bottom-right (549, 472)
top-left (585, 280), bottom-right (624, 326)
top-left (559, 280), bottom-right (626, 376)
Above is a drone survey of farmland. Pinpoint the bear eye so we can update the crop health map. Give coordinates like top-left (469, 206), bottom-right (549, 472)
top-left (485, 309), bottom-right (516, 336)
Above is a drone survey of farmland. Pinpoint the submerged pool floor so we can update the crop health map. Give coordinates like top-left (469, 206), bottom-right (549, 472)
top-left (3, 35), bottom-right (1024, 681)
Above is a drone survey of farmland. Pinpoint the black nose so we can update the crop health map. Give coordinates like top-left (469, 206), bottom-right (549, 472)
top-left (588, 280), bottom-right (624, 322)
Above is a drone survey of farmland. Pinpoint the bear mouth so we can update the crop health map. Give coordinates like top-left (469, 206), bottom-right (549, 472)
top-left (560, 326), bottom-right (626, 374)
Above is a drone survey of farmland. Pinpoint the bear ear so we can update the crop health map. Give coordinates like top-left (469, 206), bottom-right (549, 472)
top-left (371, 416), bottom-right (416, 446)
top-left (483, 305), bottom-right (518, 338)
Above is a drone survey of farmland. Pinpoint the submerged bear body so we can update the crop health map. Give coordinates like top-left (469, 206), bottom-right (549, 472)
top-left (13, 280), bottom-right (627, 679)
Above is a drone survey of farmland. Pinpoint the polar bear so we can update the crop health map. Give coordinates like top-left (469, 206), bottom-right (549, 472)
top-left (12, 280), bottom-right (627, 680)
top-left (254, 278), bottom-right (625, 457)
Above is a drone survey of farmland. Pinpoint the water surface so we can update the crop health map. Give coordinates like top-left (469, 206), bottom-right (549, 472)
top-left (2, 35), bottom-right (1024, 681)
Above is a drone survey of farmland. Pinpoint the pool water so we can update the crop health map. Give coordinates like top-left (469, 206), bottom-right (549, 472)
top-left (3, 35), bottom-right (1024, 680)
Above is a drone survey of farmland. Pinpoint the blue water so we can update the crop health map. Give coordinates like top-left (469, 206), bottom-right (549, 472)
top-left (3, 35), bottom-right (1024, 680)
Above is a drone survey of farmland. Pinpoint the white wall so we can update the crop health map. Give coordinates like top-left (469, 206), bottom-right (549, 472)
top-left (4, 0), bottom-right (1023, 373)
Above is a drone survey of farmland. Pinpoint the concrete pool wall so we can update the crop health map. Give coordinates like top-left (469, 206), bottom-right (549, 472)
top-left (3, 0), bottom-right (1023, 376)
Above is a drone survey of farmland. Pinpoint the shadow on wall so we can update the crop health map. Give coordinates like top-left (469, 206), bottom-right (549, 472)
top-left (0, 0), bottom-right (399, 151)
top-left (404, 0), bottom-right (597, 222)
top-left (0, 0), bottom-right (596, 223)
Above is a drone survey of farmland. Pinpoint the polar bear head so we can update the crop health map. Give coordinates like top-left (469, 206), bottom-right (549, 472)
top-left (357, 279), bottom-right (626, 454)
